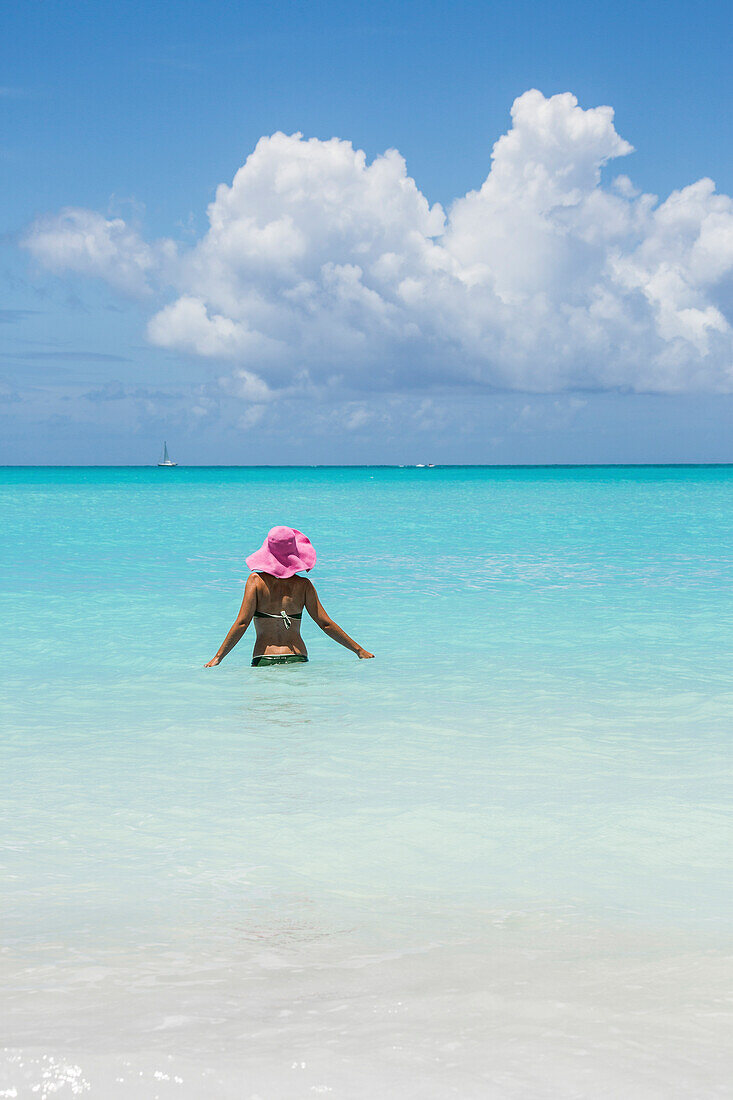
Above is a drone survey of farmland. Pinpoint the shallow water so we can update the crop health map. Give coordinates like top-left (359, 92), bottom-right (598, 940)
top-left (1, 466), bottom-right (732, 1097)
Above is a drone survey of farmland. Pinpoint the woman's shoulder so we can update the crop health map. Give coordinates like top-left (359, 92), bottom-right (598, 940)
top-left (246, 571), bottom-right (310, 591)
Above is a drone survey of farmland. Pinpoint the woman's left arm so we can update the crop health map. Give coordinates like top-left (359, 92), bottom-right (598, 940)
top-left (204, 574), bottom-right (258, 667)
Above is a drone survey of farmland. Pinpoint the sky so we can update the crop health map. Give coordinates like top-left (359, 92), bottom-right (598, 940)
top-left (2, 0), bottom-right (733, 464)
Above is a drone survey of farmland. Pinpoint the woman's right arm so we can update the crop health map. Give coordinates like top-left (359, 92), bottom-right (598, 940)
top-left (304, 580), bottom-right (374, 658)
top-left (204, 573), bottom-right (258, 667)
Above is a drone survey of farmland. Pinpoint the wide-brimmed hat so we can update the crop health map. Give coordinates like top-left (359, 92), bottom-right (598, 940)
top-left (246, 526), bottom-right (316, 578)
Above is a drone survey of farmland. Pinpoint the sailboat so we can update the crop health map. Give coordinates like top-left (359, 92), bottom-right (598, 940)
top-left (157, 441), bottom-right (178, 467)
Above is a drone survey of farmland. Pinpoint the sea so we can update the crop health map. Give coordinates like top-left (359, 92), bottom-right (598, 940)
top-left (1, 465), bottom-right (731, 1098)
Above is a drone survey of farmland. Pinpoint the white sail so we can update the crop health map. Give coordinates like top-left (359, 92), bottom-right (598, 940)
top-left (158, 441), bottom-right (177, 467)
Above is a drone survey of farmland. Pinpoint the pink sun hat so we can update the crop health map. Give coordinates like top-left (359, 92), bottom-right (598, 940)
top-left (246, 526), bottom-right (317, 578)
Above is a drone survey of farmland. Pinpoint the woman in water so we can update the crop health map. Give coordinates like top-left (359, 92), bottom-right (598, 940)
top-left (205, 526), bottom-right (374, 667)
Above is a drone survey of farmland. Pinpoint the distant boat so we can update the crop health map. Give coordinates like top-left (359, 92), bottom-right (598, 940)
top-left (157, 441), bottom-right (178, 467)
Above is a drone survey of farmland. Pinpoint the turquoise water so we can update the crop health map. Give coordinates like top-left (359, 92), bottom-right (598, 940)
top-left (2, 466), bottom-right (732, 1097)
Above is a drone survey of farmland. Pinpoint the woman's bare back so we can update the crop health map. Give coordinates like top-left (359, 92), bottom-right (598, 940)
top-left (251, 572), bottom-right (308, 657)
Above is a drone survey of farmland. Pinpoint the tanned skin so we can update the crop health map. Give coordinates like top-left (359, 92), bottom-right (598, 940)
top-left (205, 572), bottom-right (374, 667)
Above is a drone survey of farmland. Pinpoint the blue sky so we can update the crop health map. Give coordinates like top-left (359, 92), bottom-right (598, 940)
top-left (2, 0), bottom-right (733, 463)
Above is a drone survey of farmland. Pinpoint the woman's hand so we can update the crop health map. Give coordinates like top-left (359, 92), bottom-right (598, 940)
top-left (204, 656), bottom-right (222, 668)
top-left (356, 648), bottom-right (374, 659)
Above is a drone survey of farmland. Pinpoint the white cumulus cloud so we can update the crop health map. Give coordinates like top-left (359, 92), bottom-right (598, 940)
top-left (21, 90), bottom-right (733, 394)
top-left (23, 207), bottom-right (174, 295)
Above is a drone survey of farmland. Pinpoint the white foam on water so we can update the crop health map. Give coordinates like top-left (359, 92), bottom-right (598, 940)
top-left (2, 914), bottom-right (731, 1098)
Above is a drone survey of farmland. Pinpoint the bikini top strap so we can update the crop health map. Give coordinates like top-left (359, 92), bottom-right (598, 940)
top-left (255, 609), bottom-right (302, 628)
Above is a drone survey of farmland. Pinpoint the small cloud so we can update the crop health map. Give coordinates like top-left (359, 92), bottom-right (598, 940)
top-left (613, 175), bottom-right (640, 199)
top-left (223, 368), bottom-right (275, 403)
top-left (344, 405), bottom-right (372, 430)
top-left (238, 404), bottom-right (266, 428)
top-left (218, 367), bottom-right (312, 403)
top-left (107, 194), bottom-right (147, 220)
top-left (411, 397), bottom-right (450, 430)
top-left (22, 207), bottom-right (171, 296)
top-left (175, 211), bottom-right (198, 238)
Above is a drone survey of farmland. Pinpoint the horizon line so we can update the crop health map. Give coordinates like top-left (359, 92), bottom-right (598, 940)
top-left (2, 462), bottom-right (733, 470)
